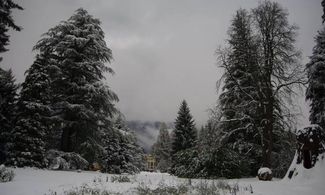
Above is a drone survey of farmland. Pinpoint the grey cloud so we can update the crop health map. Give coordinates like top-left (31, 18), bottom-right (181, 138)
top-left (1, 0), bottom-right (322, 127)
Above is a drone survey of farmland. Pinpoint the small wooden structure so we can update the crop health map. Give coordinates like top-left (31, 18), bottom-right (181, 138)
top-left (144, 154), bottom-right (156, 172)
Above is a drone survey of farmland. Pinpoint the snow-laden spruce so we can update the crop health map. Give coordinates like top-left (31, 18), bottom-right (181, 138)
top-left (0, 0), bottom-right (22, 165)
top-left (0, 0), bottom-right (23, 55)
top-left (152, 123), bottom-right (172, 173)
top-left (7, 8), bottom-right (144, 172)
top-left (306, 26), bottom-right (325, 131)
top-left (170, 100), bottom-right (198, 177)
top-left (0, 69), bottom-right (18, 165)
top-left (215, 1), bottom-right (302, 178)
top-left (102, 115), bottom-right (145, 174)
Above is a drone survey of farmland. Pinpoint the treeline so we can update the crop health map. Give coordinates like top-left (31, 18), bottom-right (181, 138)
top-left (152, 1), bottom-right (325, 179)
top-left (0, 2), bottom-right (144, 173)
top-left (1, 0), bottom-right (325, 179)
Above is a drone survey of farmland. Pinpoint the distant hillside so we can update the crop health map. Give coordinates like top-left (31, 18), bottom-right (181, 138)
top-left (126, 121), bottom-right (174, 153)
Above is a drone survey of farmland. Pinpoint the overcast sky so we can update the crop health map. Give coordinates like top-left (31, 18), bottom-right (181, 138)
top-left (2, 0), bottom-right (323, 126)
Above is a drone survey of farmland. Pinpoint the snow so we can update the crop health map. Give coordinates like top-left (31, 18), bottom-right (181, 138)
top-left (1, 167), bottom-right (324, 195)
top-left (297, 124), bottom-right (323, 137)
top-left (284, 152), bottom-right (325, 183)
top-left (258, 167), bottom-right (272, 175)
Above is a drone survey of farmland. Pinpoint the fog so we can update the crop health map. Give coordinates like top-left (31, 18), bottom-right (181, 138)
top-left (2, 0), bottom-right (322, 126)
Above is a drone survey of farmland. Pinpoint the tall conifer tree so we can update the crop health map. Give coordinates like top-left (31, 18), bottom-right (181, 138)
top-left (33, 8), bottom-right (118, 159)
top-left (171, 100), bottom-right (197, 154)
top-left (152, 123), bottom-right (172, 172)
top-left (306, 16), bottom-right (325, 130)
top-left (102, 115), bottom-right (145, 174)
top-left (7, 54), bottom-right (53, 167)
top-left (0, 0), bottom-right (21, 164)
top-left (0, 0), bottom-right (22, 60)
top-left (0, 69), bottom-right (18, 164)
top-left (216, 1), bottom-right (302, 176)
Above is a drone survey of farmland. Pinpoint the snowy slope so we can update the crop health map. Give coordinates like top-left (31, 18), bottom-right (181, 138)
top-left (282, 152), bottom-right (325, 193)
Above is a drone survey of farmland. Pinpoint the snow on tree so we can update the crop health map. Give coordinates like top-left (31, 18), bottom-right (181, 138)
top-left (258, 167), bottom-right (272, 181)
top-left (102, 115), bottom-right (145, 174)
top-left (306, 26), bottom-right (325, 131)
top-left (46, 149), bottom-right (89, 170)
top-left (193, 112), bottom-right (252, 179)
top-left (171, 100), bottom-right (197, 154)
top-left (0, 0), bottom-right (22, 61)
top-left (285, 2), bottom-right (325, 181)
top-left (152, 123), bottom-right (172, 172)
top-left (170, 100), bottom-right (197, 176)
top-left (296, 125), bottom-right (325, 169)
top-left (0, 0), bottom-right (21, 165)
top-left (251, 0), bottom-right (304, 168)
top-left (6, 55), bottom-right (53, 168)
top-left (285, 125), bottom-right (325, 182)
top-left (33, 8), bottom-right (118, 163)
top-left (215, 1), bottom-right (303, 177)
top-left (216, 8), bottom-right (262, 177)
top-left (0, 69), bottom-right (18, 164)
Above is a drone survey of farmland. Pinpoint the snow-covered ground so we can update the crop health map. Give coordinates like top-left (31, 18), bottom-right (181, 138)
top-left (1, 165), bottom-right (324, 195)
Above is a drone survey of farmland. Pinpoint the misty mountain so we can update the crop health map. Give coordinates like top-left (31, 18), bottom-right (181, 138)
top-left (127, 121), bottom-right (174, 153)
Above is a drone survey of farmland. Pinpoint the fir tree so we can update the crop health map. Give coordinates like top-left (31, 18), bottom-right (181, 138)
top-left (216, 1), bottom-right (302, 176)
top-left (0, 0), bottom-right (21, 165)
top-left (171, 100), bottom-right (197, 154)
top-left (0, 0), bottom-right (22, 61)
top-left (170, 100), bottom-right (197, 176)
top-left (152, 123), bottom-right (172, 172)
top-left (103, 115), bottom-right (145, 174)
top-left (217, 8), bottom-right (262, 177)
top-left (306, 27), bottom-right (325, 130)
top-left (6, 54), bottom-right (53, 167)
top-left (0, 69), bottom-right (18, 164)
top-left (33, 8), bottom-right (118, 159)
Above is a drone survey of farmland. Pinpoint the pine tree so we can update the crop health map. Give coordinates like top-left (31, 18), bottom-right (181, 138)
top-left (171, 100), bottom-right (197, 154)
top-left (170, 100), bottom-right (197, 176)
top-left (33, 8), bottom-right (118, 159)
top-left (217, 9), bottom-right (262, 176)
top-left (6, 54), bottom-right (53, 167)
top-left (0, 0), bottom-right (22, 61)
top-left (306, 26), bottom-right (325, 130)
top-left (216, 1), bottom-right (302, 176)
top-left (102, 115), bottom-right (145, 174)
top-left (152, 123), bottom-right (172, 172)
top-left (0, 0), bottom-right (21, 165)
top-left (0, 69), bottom-right (18, 164)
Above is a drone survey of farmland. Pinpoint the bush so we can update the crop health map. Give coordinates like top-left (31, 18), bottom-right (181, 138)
top-left (171, 146), bottom-right (251, 179)
top-left (47, 184), bottom-right (122, 195)
top-left (257, 167), bottom-right (272, 181)
top-left (135, 182), bottom-right (189, 195)
top-left (195, 181), bottom-right (221, 195)
top-left (46, 150), bottom-right (89, 170)
top-left (193, 180), bottom-right (250, 195)
top-left (0, 164), bottom-right (14, 182)
top-left (110, 175), bottom-right (131, 183)
top-left (170, 148), bottom-right (201, 178)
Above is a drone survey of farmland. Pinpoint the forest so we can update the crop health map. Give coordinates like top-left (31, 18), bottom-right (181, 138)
top-left (0, 1), bottom-right (325, 194)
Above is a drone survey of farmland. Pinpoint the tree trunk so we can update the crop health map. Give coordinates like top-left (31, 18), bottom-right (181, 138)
top-left (262, 79), bottom-right (274, 168)
top-left (61, 128), bottom-right (72, 152)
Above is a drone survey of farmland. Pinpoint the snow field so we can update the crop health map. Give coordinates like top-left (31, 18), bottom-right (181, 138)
top-left (0, 166), bottom-right (324, 195)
